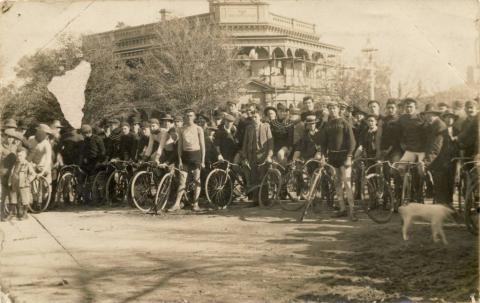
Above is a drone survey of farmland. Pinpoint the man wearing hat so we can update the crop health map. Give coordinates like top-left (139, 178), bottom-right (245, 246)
top-left (319, 101), bottom-right (357, 221)
top-left (137, 121), bottom-right (151, 159)
top-left (79, 124), bottom-right (106, 177)
top-left (337, 100), bottom-right (349, 119)
top-left (16, 120), bottom-right (28, 138)
top-left (196, 111), bottom-right (211, 130)
top-left (292, 114), bottom-right (322, 162)
top-left (2, 118), bottom-right (17, 133)
top-left (131, 116), bottom-right (142, 136)
top-left (144, 118), bottom-right (168, 164)
top-left (437, 102), bottom-right (449, 114)
top-left (226, 101), bottom-right (241, 123)
top-left (0, 129), bottom-right (22, 221)
top-left (159, 113), bottom-right (174, 132)
top-left (105, 118), bottom-right (122, 160)
top-left (214, 113), bottom-right (240, 163)
top-left (288, 107), bottom-right (305, 151)
top-left (301, 96), bottom-right (315, 121)
top-left (58, 127), bottom-right (84, 167)
top-left (422, 105), bottom-right (451, 203)
top-left (351, 106), bottom-right (368, 149)
top-left (212, 109), bottom-right (225, 128)
top-left (452, 100), bottom-right (467, 133)
top-left (174, 115), bottom-right (183, 129)
top-left (269, 103), bottom-right (292, 166)
top-left (263, 105), bottom-right (277, 122)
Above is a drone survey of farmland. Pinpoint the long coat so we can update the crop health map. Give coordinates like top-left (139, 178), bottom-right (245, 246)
top-left (242, 122), bottom-right (273, 164)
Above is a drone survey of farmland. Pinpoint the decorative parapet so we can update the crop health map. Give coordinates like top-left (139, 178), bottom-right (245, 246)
top-left (269, 13), bottom-right (315, 34)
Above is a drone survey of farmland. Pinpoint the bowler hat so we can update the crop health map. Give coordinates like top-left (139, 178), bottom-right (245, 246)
top-left (442, 110), bottom-right (458, 120)
top-left (160, 113), bottom-right (174, 121)
top-left (108, 118), bottom-right (120, 124)
top-left (2, 118), bottom-right (17, 129)
top-left (423, 103), bottom-right (441, 115)
top-left (131, 116), bottom-right (142, 125)
top-left (352, 106), bottom-right (367, 116)
top-left (196, 111), bottom-right (210, 122)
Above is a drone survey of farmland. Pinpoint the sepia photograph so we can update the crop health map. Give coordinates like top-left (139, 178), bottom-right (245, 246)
top-left (0, 0), bottom-right (478, 302)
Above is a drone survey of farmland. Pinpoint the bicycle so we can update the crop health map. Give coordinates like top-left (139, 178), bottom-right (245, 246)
top-left (392, 161), bottom-right (433, 206)
top-left (130, 161), bottom-right (168, 213)
top-left (451, 157), bottom-right (472, 214)
top-left (28, 175), bottom-right (52, 213)
top-left (54, 165), bottom-right (90, 207)
top-left (278, 159), bottom-right (310, 211)
top-left (105, 160), bottom-right (136, 207)
top-left (298, 159), bottom-right (336, 222)
top-left (153, 165), bottom-right (199, 213)
top-left (363, 161), bottom-right (397, 223)
top-left (463, 161), bottom-right (479, 235)
top-left (258, 160), bottom-right (284, 208)
top-left (351, 157), bottom-right (376, 202)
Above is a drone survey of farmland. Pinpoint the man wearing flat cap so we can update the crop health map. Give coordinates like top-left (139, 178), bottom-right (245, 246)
top-left (79, 124), bottom-right (106, 177)
top-left (378, 99), bottom-right (402, 162)
top-left (0, 128), bottom-right (22, 221)
top-left (214, 113), bottom-right (240, 163)
top-left (105, 118), bottom-right (122, 160)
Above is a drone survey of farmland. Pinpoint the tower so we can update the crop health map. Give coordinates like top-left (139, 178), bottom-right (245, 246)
top-left (208, 0), bottom-right (270, 24)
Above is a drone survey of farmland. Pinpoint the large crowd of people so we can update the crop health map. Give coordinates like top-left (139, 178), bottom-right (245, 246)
top-left (0, 96), bottom-right (478, 222)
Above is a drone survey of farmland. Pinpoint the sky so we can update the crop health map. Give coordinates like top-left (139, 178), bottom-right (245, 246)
top-left (0, 0), bottom-right (478, 96)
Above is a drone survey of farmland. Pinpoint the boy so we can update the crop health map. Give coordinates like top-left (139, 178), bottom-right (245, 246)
top-left (9, 146), bottom-right (36, 220)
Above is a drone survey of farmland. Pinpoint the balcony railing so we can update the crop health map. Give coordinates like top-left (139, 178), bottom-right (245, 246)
top-left (269, 13), bottom-right (315, 34)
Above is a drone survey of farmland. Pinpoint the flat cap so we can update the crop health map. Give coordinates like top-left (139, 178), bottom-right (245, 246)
top-left (223, 113), bottom-right (236, 122)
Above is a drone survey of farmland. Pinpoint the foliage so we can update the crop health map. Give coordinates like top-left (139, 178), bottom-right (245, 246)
top-left (144, 18), bottom-right (245, 113)
top-left (335, 62), bottom-right (392, 109)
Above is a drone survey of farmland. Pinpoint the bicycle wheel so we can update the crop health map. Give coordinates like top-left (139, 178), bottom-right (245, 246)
top-left (299, 169), bottom-right (322, 222)
top-left (364, 173), bottom-right (395, 223)
top-left (465, 177), bottom-right (479, 235)
top-left (280, 170), bottom-right (306, 211)
top-left (91, 171), bottom-right (107, 205)
top-left (205, 169), bottom-right (233, 209)
top-left (28, 176), bottom-right (51, 213)
top-left (155, 172), bottom-right (174, 211)
top-left (131, 171), bottom-right (158, 213)
top-left (106, 171), bottom-right (128, 206)
top-left (56, 172), bottom-right (79, 206)
top-left (259, 168), bottom-right (282, 208)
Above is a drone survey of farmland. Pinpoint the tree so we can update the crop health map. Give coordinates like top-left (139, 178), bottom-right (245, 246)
top-left (143, 18), bottom-right (245, 113)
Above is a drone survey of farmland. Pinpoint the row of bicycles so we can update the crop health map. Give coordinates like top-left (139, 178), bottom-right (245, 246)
top-left (17, 155), bottom-right (479, 235)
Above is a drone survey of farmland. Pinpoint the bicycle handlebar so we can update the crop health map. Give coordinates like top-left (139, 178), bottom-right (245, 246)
top-left (451, 157), bottom-right (473, 163)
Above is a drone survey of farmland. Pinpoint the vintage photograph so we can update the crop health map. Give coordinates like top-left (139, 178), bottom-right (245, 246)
top-left (0, 0), bottom-right (478, 302)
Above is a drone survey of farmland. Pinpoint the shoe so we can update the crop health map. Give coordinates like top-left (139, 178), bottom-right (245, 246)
top-left (192, 203), bottom-right (202, 211)
top-left (168, 204), bottom-right (181, 212)
top-left (331, 210), bottom-right (348, 218)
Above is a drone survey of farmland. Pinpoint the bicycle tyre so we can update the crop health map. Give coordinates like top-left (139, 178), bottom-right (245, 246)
top-left (155, 172), bottom-right (174, 211)
top-left (259, 168), bottom-right (282, 208)
top-left (91, 171), bottom-right (107, 205)
top-left (131, 171), bottom-right (157, 213)
top-left (299, 169), bottom-right (322, 222)
top-left (364, 173), bottom-right (395, 224)
top-left (280, 170), bottom-right (306, 211)
top-left (57, 172), bottom-right (79, 206)
top-left (465, 177), bottom-right (479, 235)
top-left (28, 176), bottom-right (51, 213)
top-left (105, 171), bottom-right (128, 206)
top-left (205, 169), bottom-right (233, 209)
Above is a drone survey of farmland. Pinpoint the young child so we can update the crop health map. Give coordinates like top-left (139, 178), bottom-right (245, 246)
top-left (8, 146), bottom-right (36, 220)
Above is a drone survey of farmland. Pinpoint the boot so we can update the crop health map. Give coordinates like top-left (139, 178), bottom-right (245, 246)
top-left (21, 205), bottom-right (28, 220)
top-left (16, 204), bottom-right (22, 220)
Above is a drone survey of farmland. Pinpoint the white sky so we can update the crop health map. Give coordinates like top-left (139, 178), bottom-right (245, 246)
top-left (0, 0), bottom-right (477, 95)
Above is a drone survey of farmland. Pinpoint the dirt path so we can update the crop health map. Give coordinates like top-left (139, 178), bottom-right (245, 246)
top-left (0, 206), bottom-right (477, 303)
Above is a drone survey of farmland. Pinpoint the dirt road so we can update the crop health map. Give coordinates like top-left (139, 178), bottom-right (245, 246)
top-left (0, 206), bottom-right (477, 303)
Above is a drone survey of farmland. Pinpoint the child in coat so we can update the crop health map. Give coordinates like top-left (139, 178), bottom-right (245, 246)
top-left (8, 146), bottom-right (36, 220)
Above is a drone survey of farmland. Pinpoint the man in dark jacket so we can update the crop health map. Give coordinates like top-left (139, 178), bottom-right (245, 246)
top-left (378, 99), bottom-right (402, 161)
top-left (59, 128), bottom-right (84, 166)
top-left (457, 100), bottom-right (479, 159)
top-left (105, 118), bottom-right (122, 160)
top-left (119, 122), bottom-right (139, 161)
top-left (80, 124), bottom-right (106, 176)
top-left (423, 107), bottom-right (448, 203)
top-left (214, 113), bottom-right (240, 163)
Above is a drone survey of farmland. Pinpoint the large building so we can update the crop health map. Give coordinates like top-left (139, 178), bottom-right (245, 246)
top-left (83, 0), bottom-right (343, 107)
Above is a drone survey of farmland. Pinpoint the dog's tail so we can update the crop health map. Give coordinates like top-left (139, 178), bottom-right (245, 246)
top-left (441, 204), bottom-right (456, 221)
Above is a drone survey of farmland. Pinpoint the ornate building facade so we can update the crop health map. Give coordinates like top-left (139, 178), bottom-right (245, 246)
top-left (83, 0), bottom-right (343, 107)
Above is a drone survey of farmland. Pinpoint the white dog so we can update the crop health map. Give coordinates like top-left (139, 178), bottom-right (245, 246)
top-left (398, 203), bottom-right (454, 244)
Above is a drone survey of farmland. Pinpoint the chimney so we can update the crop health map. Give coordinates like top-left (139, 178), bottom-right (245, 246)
top-left (160, 9), bottom-right (167, 22)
